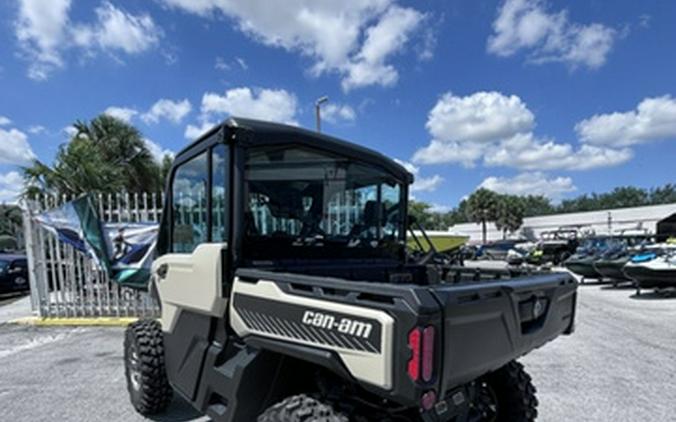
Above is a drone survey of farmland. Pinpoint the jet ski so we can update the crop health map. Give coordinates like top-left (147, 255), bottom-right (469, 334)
top-left (623, 246), bottom-right (676, 293)
top-left (593, 236), bottom-right (648, 285)
top-left (564, 237), bottom-right (609, 280)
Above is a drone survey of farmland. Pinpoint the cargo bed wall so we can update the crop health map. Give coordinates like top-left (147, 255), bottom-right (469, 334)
top-left (432, 273), bottom-right (577, 393)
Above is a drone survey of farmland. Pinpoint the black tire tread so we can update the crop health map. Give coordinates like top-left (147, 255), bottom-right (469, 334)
top-left (124, 318), bottom-right (173, 415)
top-left (258, 394), bottom-right (348, 422)
top-left (484, 360), bottom-right (538, 422)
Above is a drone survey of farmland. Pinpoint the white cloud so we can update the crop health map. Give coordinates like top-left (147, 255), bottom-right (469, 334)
top-left (483, 133), bottom-right (633, 171)
top-left (0, 116), bottom-right (12, 126)
top-left (426, 91), bottom-right (535, 144)
top-left (236, 57), bottom-right (248, 70)
top-left (575, 95), bottom-right (676, 147)
top-left (201, 87), bottom-right (298, 124)
top-left (340, 6), bottom-right (424, 91)
top-left (394, 159), bottom-right (443, 192)
top-left (487, 0), bottom-right (618, 69)
top-left (104, 106), bottom-right (138, 123)
top-left (184, 120), bottom-right (217, 140)
top-left (0, 171), bottom-right (24, 204)
top-left (0, 128), bottom-right (36, 165)
top-left (63, 125), bottom-right (78, 138)
top-left (27, 125), bottom-right (46, 135)
top-left (185, 86), bottom-right (298, 139)
top-left (161, 0), bottom-right (425, 91)
top-left (322, 104), bottom-right (356, 124)
top-left (141, 99), bottom-right (192, 124)
top-left (15, 0), bottom-right (161, 80)
top-left (15, 0), bottom-right (71, 80)
top-left (413, 90), bottom-right (632, 171)
top-left (144, 138), bottom-right (174, 162)
top-left (479, 172), bottom-right (576, 200)
top-left (412, 140), bottom-right (486, 167)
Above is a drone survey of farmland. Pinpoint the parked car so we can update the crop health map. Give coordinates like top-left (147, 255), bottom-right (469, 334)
top-left (0, 254), bottom-right (29, 293)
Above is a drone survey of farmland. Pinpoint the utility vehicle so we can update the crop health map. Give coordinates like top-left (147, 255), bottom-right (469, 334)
top-left (124, 118), bottom-right (577, 422)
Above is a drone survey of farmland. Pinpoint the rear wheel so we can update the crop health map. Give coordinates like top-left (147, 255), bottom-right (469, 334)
top-left (124, 319), bottom-right (173, 415)
top-left (473, 361), bottom-right (538, 422)
top-left (258, 394), bottom-right (348, 422)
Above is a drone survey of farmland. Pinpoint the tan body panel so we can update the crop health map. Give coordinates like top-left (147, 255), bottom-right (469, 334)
top-left (153, 243), bottom-right (228, 332)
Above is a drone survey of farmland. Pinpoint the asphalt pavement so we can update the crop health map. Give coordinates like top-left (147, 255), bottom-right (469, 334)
top-left (0, 282), bottom-right (674, 421)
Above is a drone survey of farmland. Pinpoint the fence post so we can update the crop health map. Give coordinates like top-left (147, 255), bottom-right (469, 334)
top-left (20, 201), bottom-right (39, 314)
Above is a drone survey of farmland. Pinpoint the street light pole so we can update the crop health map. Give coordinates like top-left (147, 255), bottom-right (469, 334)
top-left (315, 96), bottom-right (328, 132)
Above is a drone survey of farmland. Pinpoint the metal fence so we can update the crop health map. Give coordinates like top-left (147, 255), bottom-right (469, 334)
top-left (21, 193), bottom-right (164, 318)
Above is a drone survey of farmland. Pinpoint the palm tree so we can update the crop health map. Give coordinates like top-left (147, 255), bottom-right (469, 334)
top-left (23, 115), bottom-right (166, 198)
top-left (466, 188), bottom-right (499, 244)
top-left (495, 195), bottom-right (525, 239)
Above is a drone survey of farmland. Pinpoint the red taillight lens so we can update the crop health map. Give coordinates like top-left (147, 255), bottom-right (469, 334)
top-left (408, 325), bottom-right (436, 383)
top-left (407, 328), bottom-right (421, 381)
top-left (422, 326), bottom-right (435, 382)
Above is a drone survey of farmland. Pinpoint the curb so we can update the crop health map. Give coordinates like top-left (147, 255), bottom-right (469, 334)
top-left (10, 316), bottom-right (139, 327)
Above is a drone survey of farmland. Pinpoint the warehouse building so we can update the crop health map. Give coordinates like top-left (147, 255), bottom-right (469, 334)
top-left (449, 202), bottom-right (676, 243)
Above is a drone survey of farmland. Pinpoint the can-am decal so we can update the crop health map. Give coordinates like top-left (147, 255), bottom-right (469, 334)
top-left (302, 311), bottom-right (373, 339)
top-left (233, 293), bottom-right (382, 353)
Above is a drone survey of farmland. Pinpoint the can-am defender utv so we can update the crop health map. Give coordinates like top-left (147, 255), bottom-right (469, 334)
top-left (124, 118), bottom-right (577, 422)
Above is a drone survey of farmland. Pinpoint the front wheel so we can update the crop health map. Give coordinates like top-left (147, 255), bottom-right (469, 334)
top-left (473, 361), bottom-right (538, 422)
top-left (258, 395), bottom-right (348, 422)
top-left (124, 319), bottom-right (173, 415)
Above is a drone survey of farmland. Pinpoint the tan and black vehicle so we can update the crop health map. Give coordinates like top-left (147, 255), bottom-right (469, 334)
top-left (124, 118), bottom-right (578, 422)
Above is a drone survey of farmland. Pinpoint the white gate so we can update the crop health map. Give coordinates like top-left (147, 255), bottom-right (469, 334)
top-left (21, 193), bottom-right (164, 318)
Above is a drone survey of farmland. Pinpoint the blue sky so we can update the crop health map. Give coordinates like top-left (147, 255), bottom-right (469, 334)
top-left (1, 0), bottom-right (674, 209)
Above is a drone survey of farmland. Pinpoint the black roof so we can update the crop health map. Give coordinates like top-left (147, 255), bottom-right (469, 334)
top-left (176, 117), bottom-right (413, 184)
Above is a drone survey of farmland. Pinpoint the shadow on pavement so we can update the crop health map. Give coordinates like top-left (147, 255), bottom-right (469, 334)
top-left (629, 291), bottom-right (676, 301)
top-left (147, 396), bottom-right (203, 422)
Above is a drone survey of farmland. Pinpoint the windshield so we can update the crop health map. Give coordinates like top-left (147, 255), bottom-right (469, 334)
top-left (243, 145), bottom-right (405, 262)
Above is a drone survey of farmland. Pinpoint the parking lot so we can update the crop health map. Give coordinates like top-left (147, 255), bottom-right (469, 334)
top-left (1, 282), bottom-right (674, 422)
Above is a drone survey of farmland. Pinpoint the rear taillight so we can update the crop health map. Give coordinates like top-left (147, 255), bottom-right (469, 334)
top-left (421, 326), bottom-right (435, 382)
top-left (407, 328), bottom-right (421, 381)
top-left (407, 325), bottom-right (435, 383)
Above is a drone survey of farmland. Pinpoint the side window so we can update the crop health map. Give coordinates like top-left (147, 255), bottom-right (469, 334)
top-left (211, 144), bottom-right (229, 242)
top-left (172, 152), bottom-right (208, 253)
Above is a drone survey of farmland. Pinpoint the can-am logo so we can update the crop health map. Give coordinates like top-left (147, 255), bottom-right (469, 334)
top-left (302, 311), bottom-right (373, 339)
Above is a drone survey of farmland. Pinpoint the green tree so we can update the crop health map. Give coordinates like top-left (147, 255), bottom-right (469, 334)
top-left (495, 195), bottom-right (525, 238)
top-left (23, 115), bottom-right (166, 197)
top-left (466, 188), bottom-right (499, 244)
top-left (0, 205), bottom-right (22, 251)
top-left (408, 200), bottom-right (434, 229)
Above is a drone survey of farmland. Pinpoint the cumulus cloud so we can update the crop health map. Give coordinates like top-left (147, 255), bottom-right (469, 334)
top-left (0, 128), bottom-right (36, 166)
top-left (487, 0), bottom-right (618, 69)
top-left (104, 106), bottom-right (138, 123)
top-left (15, 0), bottom-right (161, 80)
top-left (144, 138), bottom-right (174, 163)
top-left (71, 2), bottom-right (161, 54)
top-left (575, 95), bottom-right (676, 147)
top-left (483, 133), bottom-right (633, 171)
top-left (394, 159), bottom-right (444, 193)
top-left (0, 116), bottom-right (12, 126)
top-left (479, 172), bottom-right (576, 200)
top-left (413, 91), bottom-right (632, 171)
top-left (184, 86), bottom-right (299, 139)
top-left (141, 99), bottom-right (192, 124)
top-left (322, 104), bottom-right (356, 124)
top-left (0, 171), bottom-right (24, 204)
top-left (161, 0), bottom-right (426, 91)
top-left (426, 91), bottom-right (535, 144)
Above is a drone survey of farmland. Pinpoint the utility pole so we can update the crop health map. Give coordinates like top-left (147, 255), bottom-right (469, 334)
top-left (315, 96), bottom-right (328, 132)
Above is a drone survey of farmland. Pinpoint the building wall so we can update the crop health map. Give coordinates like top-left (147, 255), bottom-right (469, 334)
top-left (449, 202), bottom-right (676, 243)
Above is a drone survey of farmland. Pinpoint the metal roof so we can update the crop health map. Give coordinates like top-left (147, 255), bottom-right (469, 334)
top-left (176, 117), bottom-right (413, 184)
